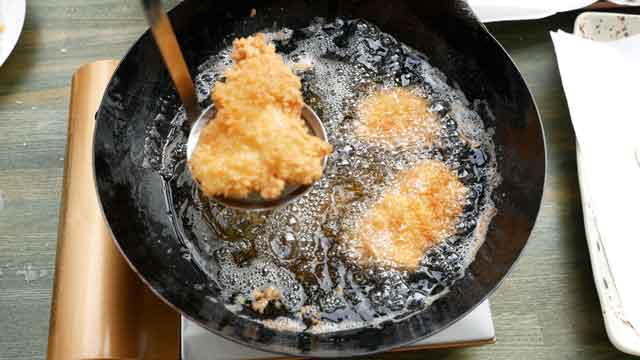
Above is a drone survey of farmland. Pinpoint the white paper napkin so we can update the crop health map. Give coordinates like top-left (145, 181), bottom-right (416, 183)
top-left (468, 0), bottom-right (595, 22)
top-left (468, 0), bottom-right (640, 23)
top-left (551, 31), bottom-right (640, 331)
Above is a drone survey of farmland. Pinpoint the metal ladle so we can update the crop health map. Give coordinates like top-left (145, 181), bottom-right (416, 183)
top-left (141, 0), bottom-right (329, 211)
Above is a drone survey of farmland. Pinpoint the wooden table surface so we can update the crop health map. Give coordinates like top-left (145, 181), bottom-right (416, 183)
top-left (1, 2), bottom-right (638, 359)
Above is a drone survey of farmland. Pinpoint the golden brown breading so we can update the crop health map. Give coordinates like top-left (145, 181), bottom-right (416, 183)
top-left (356, 87), bottom-right (438, 147)
top-left (189, 34), bottom-right (332, 200)
top-left (251, 286), bottom-right (283, 314)
top-left (348, 160), bottom-right (467, 270)
top-left (300, 305), bottom-right (321, 325)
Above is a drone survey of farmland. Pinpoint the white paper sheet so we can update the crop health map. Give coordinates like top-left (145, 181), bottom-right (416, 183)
top-left (468, 0), bottom-right (640, 23)
top-left (551, 31), bottom-right (640, 331)
top-left (468, 0), bottom-right (597, 22)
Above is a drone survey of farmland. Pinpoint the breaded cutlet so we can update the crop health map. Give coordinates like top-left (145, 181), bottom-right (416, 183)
top-left (348, 160), bottom-right (467, 269)
top-left (189, 34), bottom-right (332, 200)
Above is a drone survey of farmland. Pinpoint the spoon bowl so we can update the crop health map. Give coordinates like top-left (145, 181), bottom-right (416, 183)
top-left (186, 104), bottom-right (329, 211)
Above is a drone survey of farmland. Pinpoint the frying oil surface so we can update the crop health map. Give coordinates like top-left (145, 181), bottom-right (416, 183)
top-left (158, 18), bottom-right (500, 332)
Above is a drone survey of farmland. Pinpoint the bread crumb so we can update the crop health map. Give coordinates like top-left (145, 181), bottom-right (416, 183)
top-left (250, 286), bottom-right (282, 314)
top-left (289, 56), bottom-right (314, 74)
top-left (300, 305), bottom-right (321, 326)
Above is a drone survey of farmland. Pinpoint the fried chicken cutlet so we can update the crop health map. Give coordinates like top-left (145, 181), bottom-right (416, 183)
top-left (356, 87), bottom-right (438, 147)
top-left (347, 160), bottom-right (467, 270)
top-left (189, 34), bottom-right (333, 200)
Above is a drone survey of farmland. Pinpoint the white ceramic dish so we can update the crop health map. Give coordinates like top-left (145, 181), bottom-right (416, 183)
top-left (574, 12), bottom-right (640, 357)
top-left (0, 0), bottom-right (26, 67)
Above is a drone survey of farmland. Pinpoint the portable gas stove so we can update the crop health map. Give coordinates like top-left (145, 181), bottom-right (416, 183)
top-left (47, 60), bottom-right (495, 360)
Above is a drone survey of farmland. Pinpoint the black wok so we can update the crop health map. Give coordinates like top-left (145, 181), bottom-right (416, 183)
top-left (94, 0), bottom-right (546, 357)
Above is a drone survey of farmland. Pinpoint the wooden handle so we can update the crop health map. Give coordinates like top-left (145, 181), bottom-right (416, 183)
top-left (586, 1), bottom-right (632, 10)
top-left (141, 0), bottom-right (200, 123)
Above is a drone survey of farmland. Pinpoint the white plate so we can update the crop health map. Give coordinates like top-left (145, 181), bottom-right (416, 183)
top-left (0, 0), bottom-right (26, 67)
top-left (574, 12), bottom-right (640, 357)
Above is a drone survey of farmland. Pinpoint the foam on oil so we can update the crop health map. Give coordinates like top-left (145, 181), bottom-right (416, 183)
top-left (156, 18), bottom-right (500, 333)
